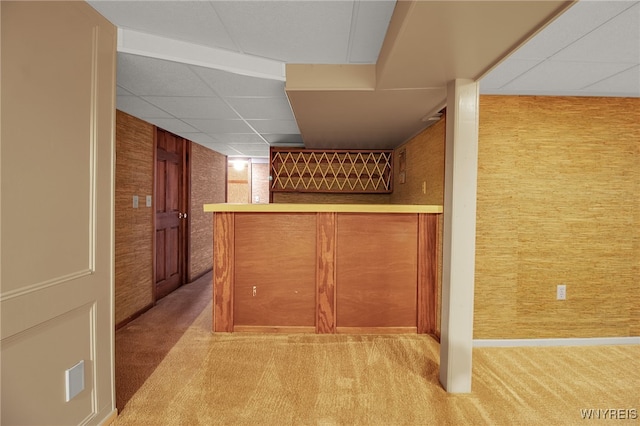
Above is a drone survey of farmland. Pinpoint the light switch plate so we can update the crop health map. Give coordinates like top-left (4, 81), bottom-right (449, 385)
top-left (557, 284), bottom-right (566, 300)
top-left (133, 195), bottom-right (139, 208)
top-left (65, 360), bottom-right (85, 402)
top-left (146, 195), bottom-right (152, 207)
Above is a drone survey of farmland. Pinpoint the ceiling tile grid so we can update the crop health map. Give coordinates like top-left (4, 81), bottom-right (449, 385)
top-left (92, 0), bottom-right (638, 159)
top-left (88, 1), bottom-right (238, 52)
top-left (481, 1), bottom-right (640, 97)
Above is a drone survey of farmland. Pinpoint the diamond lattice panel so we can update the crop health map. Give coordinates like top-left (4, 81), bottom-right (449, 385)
top-left (270, 148), bottom-right (393, 193)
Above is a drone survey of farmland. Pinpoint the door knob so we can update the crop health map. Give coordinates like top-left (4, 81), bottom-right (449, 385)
top-left (178, 212), bottom-right (184, 219)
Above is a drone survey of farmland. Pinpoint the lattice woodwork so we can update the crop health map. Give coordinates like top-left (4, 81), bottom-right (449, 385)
top-left (270, 148), bottom-right (393, 193)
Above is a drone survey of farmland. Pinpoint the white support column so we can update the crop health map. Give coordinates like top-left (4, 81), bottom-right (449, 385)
top-left (439, 79), bottom-right (479, 393)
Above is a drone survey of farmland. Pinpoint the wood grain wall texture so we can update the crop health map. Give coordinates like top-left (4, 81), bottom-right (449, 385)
top-left (115, 110), bottom-right (154, 325)
top-left (251, 162), bottom-right (270, 203)
top-left (391, 116), bottom-right (445, 206)
top-left (190, 142), bottom-right (227, 281)
top-left (475, 96), bottom-right (640, 338)
top-left (227, 162), bottom-right (250, 203)
top-left (390, 119), bottom-right (445, 336)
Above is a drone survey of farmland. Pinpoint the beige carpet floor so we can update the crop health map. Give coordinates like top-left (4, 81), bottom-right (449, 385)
top-left (115, 274), bottom-right (639, 425)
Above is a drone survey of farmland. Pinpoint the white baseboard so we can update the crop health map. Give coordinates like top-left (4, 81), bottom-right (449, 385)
top-left (473, 337), bottom-right (640, 348)
top-left (96, 408), bottom-right (118, 426)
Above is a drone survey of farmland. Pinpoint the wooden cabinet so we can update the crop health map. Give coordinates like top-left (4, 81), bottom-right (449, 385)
top-left (207, 204), bottom-right (442, 335)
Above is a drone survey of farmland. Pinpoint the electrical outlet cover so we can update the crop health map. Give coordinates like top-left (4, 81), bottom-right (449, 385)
top-left (556, 284), bottom-right (566, 300)
top-left (65, 360), bottom-right (85, 402)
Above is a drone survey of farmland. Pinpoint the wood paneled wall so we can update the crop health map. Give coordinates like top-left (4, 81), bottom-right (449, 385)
top-left (115, 111), bottom-right (227, 327)
top-left (115, 110), bottom-right (154, 325)
top-left (190, 143), bottom-right (227, 281)
top-left (227, 161), bottom-right (250, 203)
top-left (391, 116), bottom-right (445, 206)
top-left (251, 162), bottom-right (270, 203)
top-left (475, 96), bottom-right (640, 338)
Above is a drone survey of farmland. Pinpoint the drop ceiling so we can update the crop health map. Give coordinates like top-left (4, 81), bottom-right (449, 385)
top-left (88, 0), bottom-right (640, 158)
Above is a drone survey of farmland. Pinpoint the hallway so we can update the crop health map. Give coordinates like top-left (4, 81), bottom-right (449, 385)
top-left (116, 272), bottom-right (212, 410)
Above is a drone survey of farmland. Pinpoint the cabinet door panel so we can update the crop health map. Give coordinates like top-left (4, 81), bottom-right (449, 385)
top-left (336, 214), bottom-right (418, 327)
top-left (234, 213), bottom-right (316, 327)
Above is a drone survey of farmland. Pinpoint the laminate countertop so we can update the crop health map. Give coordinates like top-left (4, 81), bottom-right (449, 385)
top-left (203, 203), bottom-right (443, 214)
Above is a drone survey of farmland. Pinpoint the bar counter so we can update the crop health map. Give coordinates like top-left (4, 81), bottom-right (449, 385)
top-left (204, 203), bottom-right (442, 335)
top-left (204, 203), bottom-right (443, 213)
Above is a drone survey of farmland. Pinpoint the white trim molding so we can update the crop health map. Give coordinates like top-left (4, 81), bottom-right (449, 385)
top-left (473, 337), bottom-right (640, 348)
top-left (117, 28), bottom-right (286, 81)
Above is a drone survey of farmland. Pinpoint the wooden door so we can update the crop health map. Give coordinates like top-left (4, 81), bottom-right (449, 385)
top-left (155, 129), bottom-right (189, 300)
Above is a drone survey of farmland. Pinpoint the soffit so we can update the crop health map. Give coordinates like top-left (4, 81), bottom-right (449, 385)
top-left (287, 0), bottom-right (573, 149)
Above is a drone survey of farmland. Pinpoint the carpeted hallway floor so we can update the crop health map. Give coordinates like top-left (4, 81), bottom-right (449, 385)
top-left (114, 272), bottom-right (640, 425)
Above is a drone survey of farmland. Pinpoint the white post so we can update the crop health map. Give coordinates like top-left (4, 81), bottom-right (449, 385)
top-left (439, 79), bottom-right (479, 393)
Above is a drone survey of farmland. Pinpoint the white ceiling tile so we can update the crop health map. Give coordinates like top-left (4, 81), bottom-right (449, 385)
top-left (227, 143), bottom-right (270, 157)
top-left (117, 85), bottom-right (134, 96)
top-left (348, 0), bottom-right (396, 63)
top-left (247, 120), bottom-right (300, 134)
top-left (117, 96), bottom-right (173, 119)
top-left (176, 133), bottom-right (218, 145)
top-left (184, 119), bottom-right (254, 134)
top-left (551, 3), bottom-right (640, 64)
top-left (501, 60), bottom-right (634, 93)
top-left (88, 1), bottom-right (238, 52)
top-left (146, 118), bottom-right (199, 133)
top-left (191, 65), bottom-right (286, 97)
top-left (117, 53), bottom-right (215, 97)
top-left (511, 1), bottom-right (634, 60)
top-left (142, 96), bottom-right (239, 119)
top-left (582, 65), bottom-right (640, 96)
top-left (212, 1), bottom-right (354, 63)
top-left (198, 143), bottom-right (238, 156)
top-left (226, 97), bottom-right (295, 120)
top-left (481, 58), bottom-right (541, 91)
top-left (209, 134), bottom-right (266, 145)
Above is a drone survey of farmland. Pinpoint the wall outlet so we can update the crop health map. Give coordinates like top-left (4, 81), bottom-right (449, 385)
top-left (556, 284), bottom-right (566, 300)
top-left (65, 360), bottom-right (85, 402)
